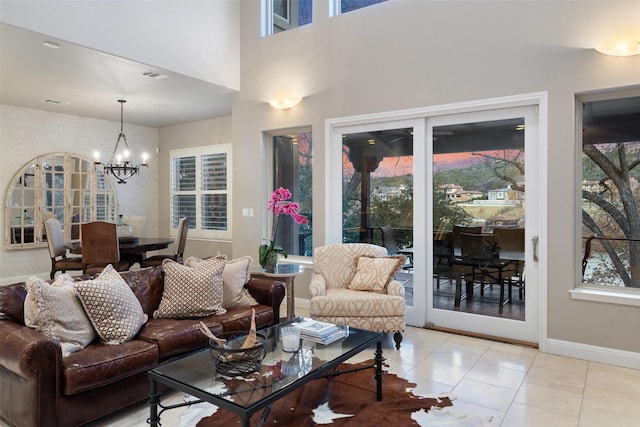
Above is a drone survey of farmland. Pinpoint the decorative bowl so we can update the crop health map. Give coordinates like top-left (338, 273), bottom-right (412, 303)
top-left (209, 331), bottom-right (267, 375)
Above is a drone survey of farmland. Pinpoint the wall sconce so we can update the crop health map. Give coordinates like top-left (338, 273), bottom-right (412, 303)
top-left (269, 97), bottom-right (302, 110)
top-left (595, 36), bottom-right (640, 57)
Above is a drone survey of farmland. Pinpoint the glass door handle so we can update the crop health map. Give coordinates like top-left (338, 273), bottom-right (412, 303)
top-left (532, 236), bottom-right (539, 262)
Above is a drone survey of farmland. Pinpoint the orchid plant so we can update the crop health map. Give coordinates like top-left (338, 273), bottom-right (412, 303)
top-left (259, 187), bottom-right (309, 268)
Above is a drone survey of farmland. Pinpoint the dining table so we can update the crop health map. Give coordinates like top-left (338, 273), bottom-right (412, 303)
top-left (68, 237), bottom-right (174, 259)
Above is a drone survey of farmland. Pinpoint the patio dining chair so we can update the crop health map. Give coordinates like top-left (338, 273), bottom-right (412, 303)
top-left (379, 225), bottom-right (413, 271)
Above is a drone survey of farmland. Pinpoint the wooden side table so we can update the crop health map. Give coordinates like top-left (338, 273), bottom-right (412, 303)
top-left (250, 264), bottom-right (304, 320)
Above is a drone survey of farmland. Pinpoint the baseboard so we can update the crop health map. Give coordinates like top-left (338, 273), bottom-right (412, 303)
top-left (546, 338), bottom-right (640, 370)
top-left (295, 298), bottom-right (310, 310)
top-left (0, 272), bottom-right (48, 286)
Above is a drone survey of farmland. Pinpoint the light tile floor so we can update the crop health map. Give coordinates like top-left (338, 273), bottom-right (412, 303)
top-left (6, 308), bottom-right (640, 427)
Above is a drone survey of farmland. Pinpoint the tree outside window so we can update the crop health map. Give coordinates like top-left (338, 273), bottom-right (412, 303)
top-left (581, 94), bottom-right (640, 288)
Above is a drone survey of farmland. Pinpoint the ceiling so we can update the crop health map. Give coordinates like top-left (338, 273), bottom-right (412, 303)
top-left (0, 23), bottom-right (234, 128)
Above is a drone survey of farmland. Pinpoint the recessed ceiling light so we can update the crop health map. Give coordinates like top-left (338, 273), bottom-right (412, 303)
top-left (43, 41), bottom-right (60, 49)
top-left (43, 99), bottom-right (70, 105)
top-left (140, 70), bottom-right (169, 80)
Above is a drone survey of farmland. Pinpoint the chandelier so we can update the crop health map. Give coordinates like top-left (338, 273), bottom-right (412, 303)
top-left (95, 100), bottom-right (148, 184)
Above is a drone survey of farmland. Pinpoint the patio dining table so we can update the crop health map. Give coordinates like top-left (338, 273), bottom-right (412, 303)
top-left (450, 252), bottom-right (522, 313)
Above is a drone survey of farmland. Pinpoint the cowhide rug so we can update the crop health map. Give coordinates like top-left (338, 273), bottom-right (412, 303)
top-left (178, 360), bottom-right (493, 427)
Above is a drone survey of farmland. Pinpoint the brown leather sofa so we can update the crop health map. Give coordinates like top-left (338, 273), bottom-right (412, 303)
top-left (0, 266), bottom-right (286, 427)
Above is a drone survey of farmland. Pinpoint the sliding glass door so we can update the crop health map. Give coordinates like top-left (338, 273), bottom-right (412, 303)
top-left (328, 98), bottom-right (543, 343)
top-left (331, 118), bottom-right (427, 325)
top-left (427, 106), bottom-right (539, 343)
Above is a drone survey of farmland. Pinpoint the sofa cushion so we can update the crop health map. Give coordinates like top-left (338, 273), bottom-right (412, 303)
top-left (24, 275), bottom-right (97, 357)
top-left (119, 266), bottom-right (165, 317)
top-left (62, 339), bottom-right (158, 395)
top-left (154, 257), bottom-right (226, 319)
top-left (0, 282), bottom-right (27, 324)
top-left (311, 288), bottom-right (406, 317)
top-left (217, 304), bottom-right (275, 333)
top-left (74, 265), bottom-right (148, 345)
top-left (137, 318), bottom-right (224, 359)
top-left (348, 255), bottom-right (405, 292)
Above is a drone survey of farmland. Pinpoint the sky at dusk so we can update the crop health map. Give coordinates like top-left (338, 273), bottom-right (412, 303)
top-left (343, 150), bottom-right (522, 177)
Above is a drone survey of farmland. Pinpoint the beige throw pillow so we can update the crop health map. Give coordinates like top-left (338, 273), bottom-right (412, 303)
top-left (24, 275), bottom-right (97, 356)
top-left (74, 265), bottom-right (147, 345)
top-left (347, 255), bottom-right (406, 293)
top-left (154, 257), bottom-right (227, 318)
top-left (185, 255), bottom-right (258, 308)
top-left (222, 256), bottom-right (259, 308)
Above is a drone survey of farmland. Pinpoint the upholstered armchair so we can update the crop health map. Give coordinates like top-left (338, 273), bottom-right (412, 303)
top-left (309, 243), bottom-right (406, 349)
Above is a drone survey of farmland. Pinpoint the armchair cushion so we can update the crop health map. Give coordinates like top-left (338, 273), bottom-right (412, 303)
top-left (313, 243), bottom-right (389, 289)
top-left (348, 255), bottom-right (406, 293)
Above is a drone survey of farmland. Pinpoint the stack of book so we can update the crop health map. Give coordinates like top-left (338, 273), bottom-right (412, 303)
top-left (294, 319), bottom-right (347, 345)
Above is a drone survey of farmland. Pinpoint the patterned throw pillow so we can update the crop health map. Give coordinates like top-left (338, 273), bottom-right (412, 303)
top-left (347, 255), bottom-right (406, 293)
top-left (185, 255), bottom-right (259, 308)
top-left (74, 265), bottom-right (147, 345)
top-left (154, 256), bottom-right (227, 319)
top-left (24, 274), bottom-right (97, 356)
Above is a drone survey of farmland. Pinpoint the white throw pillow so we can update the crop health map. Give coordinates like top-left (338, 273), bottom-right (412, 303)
top-left (24, 274), bottom-right (97, 356)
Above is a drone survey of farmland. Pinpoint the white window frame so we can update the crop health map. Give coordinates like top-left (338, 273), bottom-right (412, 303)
top-left (570, 88), bottom-right (640, 307)
top-left (330, 0), bottom-right (388, 17)
top-left (169, 144), bottom-right (232, 241)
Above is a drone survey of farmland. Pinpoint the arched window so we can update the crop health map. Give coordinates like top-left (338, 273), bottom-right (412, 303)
top-left (5, 153), bottom-right (117, 249)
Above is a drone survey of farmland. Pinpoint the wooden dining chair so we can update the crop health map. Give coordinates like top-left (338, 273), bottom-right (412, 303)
top-left (81, 221), bottom-right (130, 275)
top-left (140, 217), bottom-right (188, 267)
top-left (44, 218), bottom-right (84, 279)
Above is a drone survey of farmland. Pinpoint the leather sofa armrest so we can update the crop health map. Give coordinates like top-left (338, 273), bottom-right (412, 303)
top-left (309, 273), bottom-right (327, 297)
top-left (246, 277), bottom-right (286, 324)
top-left (0, 321), bottom-right (62, 379)
top-left (387, 280), bottom-right (405, 297)
top-left (0, 321), bottom-right (61, 426)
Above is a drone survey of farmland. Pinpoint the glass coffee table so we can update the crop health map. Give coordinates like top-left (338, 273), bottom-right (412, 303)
top-left (148, 318), bottom-right (384, 427)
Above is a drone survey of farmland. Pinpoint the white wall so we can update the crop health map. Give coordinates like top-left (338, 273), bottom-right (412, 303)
top-left (0, 105), bottom-right (159, 283)
top-left (0, 0), bottom-right (240, 89)
top-left (233, 0), bottom-right (640, 357)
